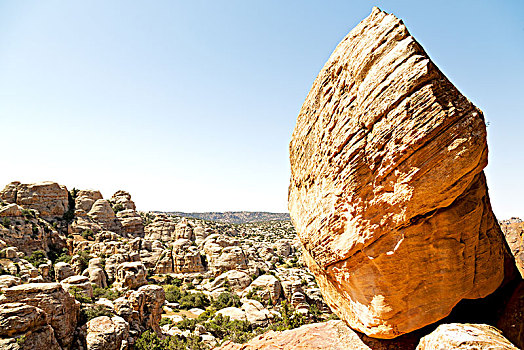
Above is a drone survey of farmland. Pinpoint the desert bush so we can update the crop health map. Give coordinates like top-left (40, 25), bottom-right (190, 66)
top-left (92, 285), bottom-right (121, 301)
top-left (27, 250), bottom-right (47, 268)
top-left (79, 305), bottom-right (113, 325)
top-left (211, 292), bottom-right (241, 310)
top-left (135, 330), bottom-right (204, 350)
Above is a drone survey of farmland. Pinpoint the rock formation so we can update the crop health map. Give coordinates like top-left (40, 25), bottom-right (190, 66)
top-left (288, 7), bottom-right (513, 338)
top-left (0, 283), bottom-right (79, 349)
top-left (416, 323), bottom-right (518, 350)
top-left (0, 181), bottom-right (69, 219)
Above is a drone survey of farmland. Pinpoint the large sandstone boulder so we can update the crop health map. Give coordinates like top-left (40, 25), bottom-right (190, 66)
top-left (0, 181), bottom-right (69, 219)
top-left (216, 320), bottom-right (418, 350)
top-left (172, 238), bottom-right (204, 273)
top-left (116, 209), bottom-right (144, 237)
top-left (86, 316), bottom-right (129, 350)
top-left (54, 261), bottom-right (75, 282)
top-left (242, 274), bottom-right (282, 303)
top-left (416, 323), bottom-right (518, 350)
top-left (75, 190), bottom-right (103, 213)
top-left (0, 283), bottom-right (79, 349)
top-left (126, 285), bottom-right (165, 334)
top-left (0, 303), bottom-right (60, 350)
top-left (288, 7), bottom-right (512, 338)
top-left (114, 262), bottom-right (147, 290)
top-left (204, 270), bottom-right (252, 292)
top-left (500, 218), bottom-right (524, 278)
top-left (88, 199), bottom-right (120, 233)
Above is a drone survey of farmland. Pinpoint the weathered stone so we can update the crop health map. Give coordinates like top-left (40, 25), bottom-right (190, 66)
top-left (172, 239), bottom-right (204, 273)
top-left (416, 323), bottom-right (518, 349)
top-left (500, 218), bottom-right (524, 278)
top-left (0, 181), bottom-right (69, 219)
top-left (110, 191), bottom-right (136, 211)
top-left (83, 262), bottom-right (108, 289)
top-left (86, 316), bottom-right (129, 350)
top-left (0, 304), bottom-right (61, 350)
top-left (144, 215), bottom-right (176, 242)
top-left (204, 270), bottom-right (252, 292)
top-left (61, 275), bottom-right (94, 299)
top-left (243, 274), bottom-right (282, 303)
top-left (127, 285), bottom-right (165, 334)
top-left (215, 320), bottom-right (418, 350)
top-left (288, 7), bottom-right (511, 338)
top-left (0, 283), bottom-right (79, 349)
top-left (115, 262), bottom-right (147, 290)
top-left (0, 275), bottom-right (21, 290)
top-left (75, 190), bottom-right (103, 213)
top-left (241, 299), bottom-right (272, 326)
top-left (88, 199), bottom-right (120, 233)
top-left (116, 209), bottom-right (144, 237)
top-left (54, 261), bottom-right (75, 282)
top-left (216, 307), bottom-right (247, 321)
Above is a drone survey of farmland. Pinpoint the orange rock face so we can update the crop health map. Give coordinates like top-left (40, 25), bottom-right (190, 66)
top-left (289, 7), bottom-right (509, 338)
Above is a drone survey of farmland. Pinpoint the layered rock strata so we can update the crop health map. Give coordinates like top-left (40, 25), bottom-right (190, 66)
top-left (289, 7), bottom-right (511, 338)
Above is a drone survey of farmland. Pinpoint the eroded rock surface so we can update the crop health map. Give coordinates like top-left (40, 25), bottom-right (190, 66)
top-left (0, 283), bottom-right (79, 349)
top-left (416, 323), bottom-right (518, 350)
top-left (288, 7), bottom-right (511, 338)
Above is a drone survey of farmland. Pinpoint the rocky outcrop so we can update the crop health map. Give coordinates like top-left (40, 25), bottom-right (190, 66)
top-left (0, 303), bottom-right (60, 350)
top-left (83, 258), bottom-right (108, 288)
top-left (88, 200), bottom-right (120, 233)
top-left (144, 215), bottom-right (177, 241)
top-left (0, 181), bottom-right (69, 219)
top-left (86, 316), bottom-right (129, 350)
top-left (172, 239), bottom-right (204, 273)
top-left (216, 320), bottom-right (418, 350)
top-left (75, 190), bottom-right (103, 213)
top-left (116, 210), bottom-right (144, 237)
top-left (204, 270), bottom-right (252, 292)
top-left (416, 323), bottom-right (518, 349)
top-left (288, 7), bottom-right (512, 338)
top-left (126, 285), bottom-right (165, 334)
top-left (243, 274), bottom-right (282, 304)
top-left (61, 275), bottom-right (94, 299)
top-left (54, 261), bottom-right (75, 282)
top-left (500, 218), bottom-right (524, 278)
top-left (114, 262), bottom-right (147, 290)
top-left (0, 283), bottom-right (79, 349)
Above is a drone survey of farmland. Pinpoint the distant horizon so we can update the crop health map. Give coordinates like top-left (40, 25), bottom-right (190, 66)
top-left (2, 1), bottom-right (523, 217)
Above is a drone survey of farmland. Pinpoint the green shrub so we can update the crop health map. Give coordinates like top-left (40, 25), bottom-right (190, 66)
top-left (69, 286), bottom-right (92, 304)
top-left (81, 229), bottom-right (94, 240)
top-left (27, 250), bottom-right (47, 268)
top-left (135, 330), bottom-right (204, 350)
top-left (179, 291), bottom-right (210, 310)
top-left (79, 305), bottom-right (113, 325)
top-left (92, 285), bottom-right (121, 301)
top-left (1, 218), bottom-right (11, 228)
top-left (163, 285), bottom-right (182, 303)
top-left (112, 203), bottom-right (125, 214)
top-left (211, 292), bottom-right (241, 310)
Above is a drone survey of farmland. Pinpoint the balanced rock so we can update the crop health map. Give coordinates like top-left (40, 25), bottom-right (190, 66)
top-left (288, 7), bottom-right (511, 338)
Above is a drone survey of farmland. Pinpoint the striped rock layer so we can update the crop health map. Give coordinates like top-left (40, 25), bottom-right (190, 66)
top-left (289, 7), bottom-right (509, 338)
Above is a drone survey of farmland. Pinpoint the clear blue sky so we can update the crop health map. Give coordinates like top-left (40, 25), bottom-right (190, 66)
top-left (1, 1), bottom-right (523, 216)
